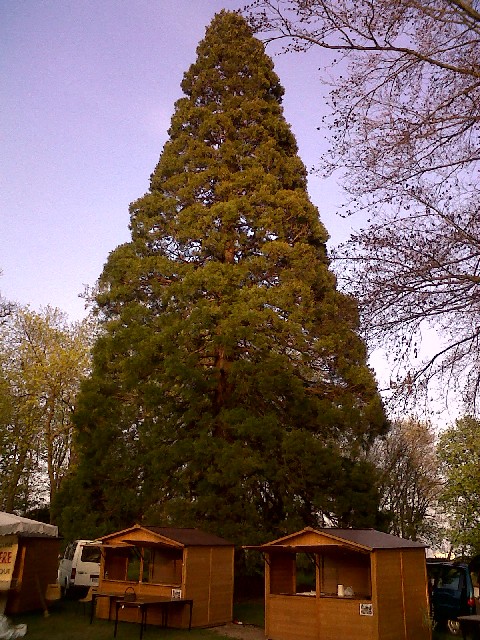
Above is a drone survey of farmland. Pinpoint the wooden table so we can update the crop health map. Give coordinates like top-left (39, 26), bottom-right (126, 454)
top-left (458, 615), bottom-right (480, 640)
top-left (90, 592), bottom-right (121, 624)
top-left (113, 596), bottom-right (193, 639)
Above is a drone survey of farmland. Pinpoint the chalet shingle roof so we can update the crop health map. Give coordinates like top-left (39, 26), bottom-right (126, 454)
top-left (251, 527), bottom-right (426, 552)
top-left (317, 528), bottom-right (426, 550)
top-left (142, 526), bottom-right (233, 547)
top-left (98, 525), bottom-right (234, 547)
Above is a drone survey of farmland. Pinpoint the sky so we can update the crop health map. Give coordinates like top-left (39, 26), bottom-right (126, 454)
top-left (1, 0), bottom-right (353, 323)
top-left (1, 1), bottom-right (462, 424)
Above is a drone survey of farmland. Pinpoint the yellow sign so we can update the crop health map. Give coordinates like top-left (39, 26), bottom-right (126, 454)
top-left (0, 536), bottom-right (18, 591)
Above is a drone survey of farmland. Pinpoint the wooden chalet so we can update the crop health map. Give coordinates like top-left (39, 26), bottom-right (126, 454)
top-left (95, 524), bottom-right (234, 628)
top-left (0, 511), bottom-right (59, 615)
top-left (250, 527), bottom-right (431, 640)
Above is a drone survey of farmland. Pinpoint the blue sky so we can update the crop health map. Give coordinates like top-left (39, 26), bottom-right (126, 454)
top-left (1, 1), bottom-right (351, 322)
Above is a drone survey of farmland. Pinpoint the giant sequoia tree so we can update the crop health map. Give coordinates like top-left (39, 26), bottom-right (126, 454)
top-left (55, 11), bottom-right (386, 543)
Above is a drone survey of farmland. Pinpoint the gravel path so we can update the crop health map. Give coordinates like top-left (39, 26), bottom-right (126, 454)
top-left (211, 622), bottom-right (265, 640)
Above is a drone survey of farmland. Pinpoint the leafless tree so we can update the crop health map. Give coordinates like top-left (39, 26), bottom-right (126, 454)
top-left (371, 418), bottom-right (442, 542)
top-left (246, 0), bottom-right (480, 411)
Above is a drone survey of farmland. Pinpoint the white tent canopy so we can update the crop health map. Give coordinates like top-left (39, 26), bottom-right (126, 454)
top-left (0, 512), bottom-right (58, 537)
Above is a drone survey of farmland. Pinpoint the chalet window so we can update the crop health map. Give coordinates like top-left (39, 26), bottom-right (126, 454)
top-left (270, 553), bottom-right (295, 594)
top-left (268, 548), bottom-right (371, 599)
top-left (103, 545), bottom-right (183, 585)
top-left (319, 549), bottom-right (371, 599)
top-left (129, 547), bottom-right (156, 583)
top-left (126, 548), bottom-right (141, 581)
top-left (104, 547), bottom-right (130, 581)
top-left (141, 548), bottom-right (152, 582)
top-left (296, 553), bottom-right (316, 595)
top-left (269, 553), bottom-right (317, 595)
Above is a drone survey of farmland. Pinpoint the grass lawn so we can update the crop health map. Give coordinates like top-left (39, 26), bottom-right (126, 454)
top-left (7, 597), bottom-right (472, 640)
top-left (8, 599), bottom-right (238, 640)
top-left (232, 600), bottom-right (264, 627)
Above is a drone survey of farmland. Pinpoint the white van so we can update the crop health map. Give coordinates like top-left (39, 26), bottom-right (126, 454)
top-left (57, 540), bottom-right (100, 593)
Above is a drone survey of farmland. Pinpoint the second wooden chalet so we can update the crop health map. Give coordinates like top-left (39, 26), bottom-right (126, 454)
top-left (94, 524), bottom-right (234, 628)
top-left (248, 527), bottom-right (431, 640)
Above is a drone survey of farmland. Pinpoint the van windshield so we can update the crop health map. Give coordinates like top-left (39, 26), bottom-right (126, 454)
top-left (429, 565), bottom-right (465, 591)
top-left (81, 545), bottom-right (101, 563)
top-left (439, 568), bottom-right (463, 590)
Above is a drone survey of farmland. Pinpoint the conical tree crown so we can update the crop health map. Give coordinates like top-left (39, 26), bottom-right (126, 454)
top-left (131, 11), bottom-right (327, 261)
top-left (55, 11), bottom-right (386, 544)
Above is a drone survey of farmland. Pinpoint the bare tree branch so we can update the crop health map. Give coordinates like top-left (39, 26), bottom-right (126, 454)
top-left (246, 0), bottom-right (480, 412)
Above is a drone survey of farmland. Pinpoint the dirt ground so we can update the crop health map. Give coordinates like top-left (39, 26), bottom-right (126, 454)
top-left (211, 622), bottom-right (265, 640)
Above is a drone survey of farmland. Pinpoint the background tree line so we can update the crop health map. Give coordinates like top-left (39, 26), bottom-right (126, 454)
top-left (0, 299), bottom-right (92, 515)
top-left (372, 415), bottom-right (480, 556)
top-left (1, 287), bottom-right (478, 555)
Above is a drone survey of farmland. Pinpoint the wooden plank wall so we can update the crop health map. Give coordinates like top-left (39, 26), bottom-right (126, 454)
top-left (104, 551), bottom-right (128, 580)
top-left (374, 549), bottom-right (406, 640)
top-left (321, 554), bottom-right (338, 595)
top-left (184, 546), bottom-right (234, 627)
top-left (375, 549), bottom-right (431, 640)
top-left (151, 549), bottom-right (182, 583)
top-left (208, 546), bottom-right (234, 625)
top-left (266, 594), bottom-right (377, 640)
top-left (270, 554), bottom-right (295, 594)
top-left (319, 597), bottom-right (376, 640)
top-left (266, 594), bottom-right (318, 640)
top-left (183, 546), bottom-right (211, 627)
top-left (7, 538), bottom-right (60, 614)
top-left (401, 550), bottom-right (431, 640)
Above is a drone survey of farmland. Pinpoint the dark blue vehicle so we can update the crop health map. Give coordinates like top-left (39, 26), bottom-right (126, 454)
top-left (427, 560), bottom-right (476, 635)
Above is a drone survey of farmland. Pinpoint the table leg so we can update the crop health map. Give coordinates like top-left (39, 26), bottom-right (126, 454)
top-left (90, 596), bottom-right (95, 624)
top-left (114, 603), bottom-right (119, 638)
top-left (140, 605), bottom-right (146, 640)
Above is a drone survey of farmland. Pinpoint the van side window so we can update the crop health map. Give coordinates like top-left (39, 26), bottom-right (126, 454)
top-left (81, 545), bottom-right (101, 563)
top-left (439, 567), bottom-right (463, 591)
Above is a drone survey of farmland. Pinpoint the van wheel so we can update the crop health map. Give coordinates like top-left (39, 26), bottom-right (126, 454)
top-left (447, 619), bottom-right (461, 636)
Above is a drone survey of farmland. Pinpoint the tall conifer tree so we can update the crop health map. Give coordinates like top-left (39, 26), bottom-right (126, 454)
top-left (55, 11), bottom-right (386, 543)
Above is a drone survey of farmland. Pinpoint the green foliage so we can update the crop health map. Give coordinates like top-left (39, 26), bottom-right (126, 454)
top-left (55, 11), bottom-right (386, 544)
top-left (0, 306), bottom-right (92, 515)
top-left (437, 416), bottom-right (480, 555)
